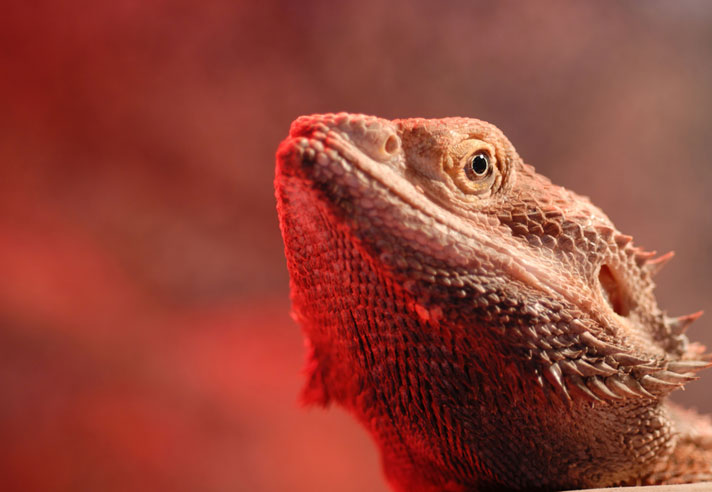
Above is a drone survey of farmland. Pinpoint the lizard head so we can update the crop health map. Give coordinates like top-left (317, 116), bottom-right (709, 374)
top-left (278, 113), bottom-right (703, 404)
top-left (275, 113), bottom-right (709, 488)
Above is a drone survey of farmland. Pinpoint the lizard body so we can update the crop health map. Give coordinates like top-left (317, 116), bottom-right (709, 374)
top-left (274, 113), bottom-right (712, 491)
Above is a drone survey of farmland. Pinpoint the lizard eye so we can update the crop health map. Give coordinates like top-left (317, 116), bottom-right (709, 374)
top-left (448, 139), bottom-right (498, 196)
top-left (465, 152), bottom-right (490, 180)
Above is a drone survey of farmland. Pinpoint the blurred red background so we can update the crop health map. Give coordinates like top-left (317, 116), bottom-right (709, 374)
top-left (2, 1), bottom-right (712, 491)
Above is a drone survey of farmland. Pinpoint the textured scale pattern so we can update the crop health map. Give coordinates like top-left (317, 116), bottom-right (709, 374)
top-left (274, 113), bottom-right (712, 491)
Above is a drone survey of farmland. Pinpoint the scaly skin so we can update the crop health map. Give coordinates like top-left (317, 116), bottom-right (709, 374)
top-left (274, 113), bottom-right (712, 491)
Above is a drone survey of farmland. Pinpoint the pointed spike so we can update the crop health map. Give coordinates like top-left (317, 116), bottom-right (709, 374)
top-left (622, 375), bottom-right (656, 399)
top-left (634, 250), bottom-right (657, 267)
top-left (612, 353), bottom-right (650, 366)
top-left (640, 374), bottom-right (681, 393)
top-left (614, 233), bottom-right (634, 248)
top-left (666, 360), bottom-right (712, 374)
top-left (538, 325), bottom-right (552, 337)
top-left (548, 337), bottom-right (568, 349)
top-left (666, 311), bottom-right (704, 336)
top-left (594, 361), bottom-right (619, 375)
top-left (607, 376), bottom-right (644, 398)
top-left (579, 331), bottom-right (620, 355)
top-left (560, 347), bottom-right (584, 359)
top-left (548, 350), bottom-right (565, 361)
top-left (651, 370), bottom-right (698, 384)
top-left (645, 251), bottom-right (675, 276)
top-left (589, 376), bottom-right (622, 399)
top-left (595, 225), bottom-right (615, 240)
top-left (569, 319), bottom-right (588, 334)
top-left (544, 363), bottom-right (569, 397)
top-left (573, 359), bottom-right (608, 377)
top-left (544, 363), bottom-right (565, 388)
top-left (569, 375), bottom-right (602, 402)
top-left (631, 364), bottom-right (661, 377)
top-left (577, 383), bottom-right (602, 402)
top-left (559, 359), bottom-right (585, 377)
top-left (538, 339), bottom-right (553, 350)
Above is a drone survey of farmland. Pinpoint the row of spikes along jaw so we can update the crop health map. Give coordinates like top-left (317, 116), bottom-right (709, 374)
top-left (444, 230), bottom-right (708, 406)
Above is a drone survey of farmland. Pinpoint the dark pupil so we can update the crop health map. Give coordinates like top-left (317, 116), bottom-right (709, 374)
top-left (471, 154), bottom-right (489, 175)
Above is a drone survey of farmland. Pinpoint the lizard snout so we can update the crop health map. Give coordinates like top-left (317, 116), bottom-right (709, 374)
top-left (289, 112), bottom-right (401, 163)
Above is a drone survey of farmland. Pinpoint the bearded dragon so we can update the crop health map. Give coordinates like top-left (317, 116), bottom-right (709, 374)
top-left (274, 113), bottom-right (712, 491)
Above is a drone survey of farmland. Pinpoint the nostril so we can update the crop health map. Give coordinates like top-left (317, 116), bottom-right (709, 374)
top-left (598, 264), bottom-right (629, 316)
top-left (384, 134), bottom-right (400, 154)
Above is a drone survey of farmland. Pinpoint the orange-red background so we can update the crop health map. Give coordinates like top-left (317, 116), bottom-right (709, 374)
top-left (2, 2), bottom-right (712, 491)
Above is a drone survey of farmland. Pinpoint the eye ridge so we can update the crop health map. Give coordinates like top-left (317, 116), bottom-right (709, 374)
top-left (466, 151), bottom-right (490, 180)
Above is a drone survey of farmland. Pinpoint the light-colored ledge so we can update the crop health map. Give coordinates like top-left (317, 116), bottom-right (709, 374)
top-left (569, 483), bottom-right (712, 492)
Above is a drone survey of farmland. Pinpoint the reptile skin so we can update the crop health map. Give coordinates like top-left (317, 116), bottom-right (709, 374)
top-left (274, 113), bottom-right (712, 491)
